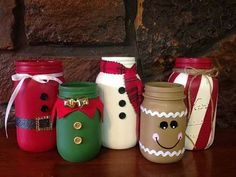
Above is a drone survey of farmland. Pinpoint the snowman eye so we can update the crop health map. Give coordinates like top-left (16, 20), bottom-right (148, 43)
top-left (160, 121), bottom-right (168, 130)
top-left (170, 121), bottom-right (178, 129)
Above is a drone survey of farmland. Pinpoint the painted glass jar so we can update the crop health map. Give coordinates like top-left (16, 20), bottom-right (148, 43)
top-left (96, 57), bottom-right (143, 149)
top-left (139, 82), bottom-right (187, 163)
top-left (52, 82), bottom-right (103, 162)
top-left (168, 57), bottom-right (219, 150)
top-left (5, 60), bottom-right (64, 152)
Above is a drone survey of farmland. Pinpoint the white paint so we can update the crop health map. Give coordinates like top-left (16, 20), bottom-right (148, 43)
top-left (172, 73), bottom-right (215, 150)
top-left (5, 72), bottom-right (63, 138)
top-left (206, 101), bottom-right (217, 149)
top-left (186, 76), bottom-right (213, 150)
top-left (141, 105), bottom-right (187, 118)
top-left (96, 57), bottom-right (138, 149)
top-left (139, 141), bottom-right (185, 157)
top-left (101, 57), bottom-right (135, 68)
top-left (173, 72), bottom-right (189, 87)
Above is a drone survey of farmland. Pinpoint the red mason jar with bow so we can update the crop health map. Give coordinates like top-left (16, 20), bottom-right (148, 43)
top-left (168, 57), bottom-right (219, 150)
top-left (96, 57), bottom-right (143, 149)
top-left (5, 60), bottom-right (64, 152)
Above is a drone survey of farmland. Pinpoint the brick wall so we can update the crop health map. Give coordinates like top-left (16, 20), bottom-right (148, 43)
top-left (0, 0), bottom-right (236, 128)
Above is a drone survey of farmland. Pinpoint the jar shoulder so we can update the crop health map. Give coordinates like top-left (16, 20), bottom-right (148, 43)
top-left (142, 99), bottom-right (186, 113)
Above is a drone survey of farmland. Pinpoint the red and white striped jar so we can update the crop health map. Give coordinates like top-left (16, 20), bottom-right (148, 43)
top-left (168, 57), bottom-right (219, 150)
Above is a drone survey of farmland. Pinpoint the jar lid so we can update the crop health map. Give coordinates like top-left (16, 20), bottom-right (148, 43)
top-left (15, 59), bottom-right (63, 74)
top-left (175, 57), bottom-right (212, 69)
top-left (144, 82), bottom-right (185, 100)
top-left (59, 82), bottom-right (98, 99)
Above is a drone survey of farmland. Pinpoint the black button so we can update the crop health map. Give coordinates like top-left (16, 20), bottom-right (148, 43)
top-left (118, 87), bottom-right (125, 94)
top-left (119, 112), bottom-right (126, 119)
top-left (41, 105), bottom-right (49, 112)
top-left (119, 100), bottom-right (126, 107)
top-left (40, 93), bottom-right (48, 100)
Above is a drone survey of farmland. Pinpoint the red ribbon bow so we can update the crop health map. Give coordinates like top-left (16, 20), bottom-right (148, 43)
top-left (51, 97), bottom-right (104, 123)
top-left (100, 60), bottom-right (143, 118)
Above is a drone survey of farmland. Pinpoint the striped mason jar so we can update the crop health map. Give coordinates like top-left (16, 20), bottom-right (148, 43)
top-left (168, 57), bottom-right (219, 150)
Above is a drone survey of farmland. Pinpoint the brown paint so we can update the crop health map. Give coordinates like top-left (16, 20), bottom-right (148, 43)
top-left (139, 82), bottom-right (187, 163)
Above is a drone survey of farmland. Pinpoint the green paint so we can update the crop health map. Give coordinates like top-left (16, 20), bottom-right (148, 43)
top-left (57, 111), bottom-right (101, 162)
top-left (57, 82), bottom-right (102, 162)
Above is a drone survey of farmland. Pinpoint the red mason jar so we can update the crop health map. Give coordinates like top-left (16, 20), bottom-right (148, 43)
top-left (9, 60), bottom-right (64, 152)
top-left (168, 57), bottom-right (218, 150)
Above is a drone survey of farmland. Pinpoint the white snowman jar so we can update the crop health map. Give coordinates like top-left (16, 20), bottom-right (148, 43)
top-left (96, 57), bottom-right (143, 149)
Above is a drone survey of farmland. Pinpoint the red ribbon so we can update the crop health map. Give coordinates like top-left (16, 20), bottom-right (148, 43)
top-left (100, 60), bottom-right (143, 119)
top-left (51, 97), bottom-right (104, 123)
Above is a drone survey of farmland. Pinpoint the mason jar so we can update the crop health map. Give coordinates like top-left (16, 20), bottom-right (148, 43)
top-left (96, 57), bottom-right (143, 149)
top-left (53, 82), bottom-right (103, 162)
top-left (168, 57), bottom-right (218, 150)
top-left (5, 59), bottom-right (64, 152)
top-left (139, 82), bottom-right (187, 163)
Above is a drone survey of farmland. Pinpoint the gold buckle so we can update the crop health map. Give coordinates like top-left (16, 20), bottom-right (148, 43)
top-left (35, 116), bottom-right (53, 131)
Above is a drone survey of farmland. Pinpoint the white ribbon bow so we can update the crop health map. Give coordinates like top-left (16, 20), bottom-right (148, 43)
top-left (5, 73), bottom-right (63, 137)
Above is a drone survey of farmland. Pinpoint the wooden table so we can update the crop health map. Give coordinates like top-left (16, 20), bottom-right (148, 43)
top-left (0, 128), bottom-right (235, 177)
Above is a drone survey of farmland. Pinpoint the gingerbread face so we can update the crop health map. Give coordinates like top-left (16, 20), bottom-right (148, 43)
top-left (152, 120), bottom-right (183, 150)
top-left (139, 105), bottom-right (187, 164)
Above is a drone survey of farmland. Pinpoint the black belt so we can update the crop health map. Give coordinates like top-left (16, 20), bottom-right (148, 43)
top-left (16, 116), bottom-right (54, 131)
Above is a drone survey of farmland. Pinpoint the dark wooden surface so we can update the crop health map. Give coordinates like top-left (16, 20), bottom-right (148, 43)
top-left (0, 128), bottom-right (236, 177)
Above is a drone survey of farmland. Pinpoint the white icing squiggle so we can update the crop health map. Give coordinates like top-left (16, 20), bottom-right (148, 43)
top-left (140, 105), bottom-right (187, 118)
top-left (139, 141), bottom-right (185, 157)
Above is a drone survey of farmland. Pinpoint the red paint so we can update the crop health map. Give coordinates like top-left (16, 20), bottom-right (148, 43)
top-left (14, 60), bottom-right (64, 152)
top-left (51, 97), bottom-right (104, 123)
top-left (188, 75), bottom-right (202, 115)
top-left (175, 57), bottom-right (212, 69)
top-left (169, 57), bottom-right (218, 150)
top-left (16, 60), bottom-right (63, 74)
top-left (195, 78), bottom-right (218, 149)
top-left (168, 72), bottom-right (179, 83)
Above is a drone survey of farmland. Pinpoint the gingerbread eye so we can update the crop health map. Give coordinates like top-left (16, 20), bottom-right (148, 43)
top-left (160, 121), bottom-right (168, 130)
top-left (170, 121), bottom-right (178, 129)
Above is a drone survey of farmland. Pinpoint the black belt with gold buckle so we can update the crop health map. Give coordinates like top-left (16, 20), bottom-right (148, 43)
top-left (16, 116), bottom-right (54, 131)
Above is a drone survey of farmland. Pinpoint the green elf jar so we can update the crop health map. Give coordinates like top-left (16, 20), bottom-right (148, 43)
top-left (52, 82), bottom-right (103, 162)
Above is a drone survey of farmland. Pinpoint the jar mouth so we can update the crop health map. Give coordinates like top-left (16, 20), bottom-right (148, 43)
top-left (175, 57), bottom-right (212, 69)
top-left (59, 82), bottom-right (98, 99)
top-left (15, 59), bottom-right (63, 74)
top-left (101, 57), bottom-right (135, 62)
top-left (144, 82), bottom-right (185, 100)
top-left (146, 82), bottom-right (184, 92)
top-left (101, 57), bottom-right (136, 67)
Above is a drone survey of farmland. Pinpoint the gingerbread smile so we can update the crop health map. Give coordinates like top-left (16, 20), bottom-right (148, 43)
top-left (152, 132), bottom-right (183, 150)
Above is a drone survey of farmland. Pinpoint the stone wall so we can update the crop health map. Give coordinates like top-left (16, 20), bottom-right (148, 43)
top-left (0, 0), bottom-right (235, 128)
top-left (135, 0), bottom-right (236, 129)
top-left (0, 0), bottom-right (15, 49)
